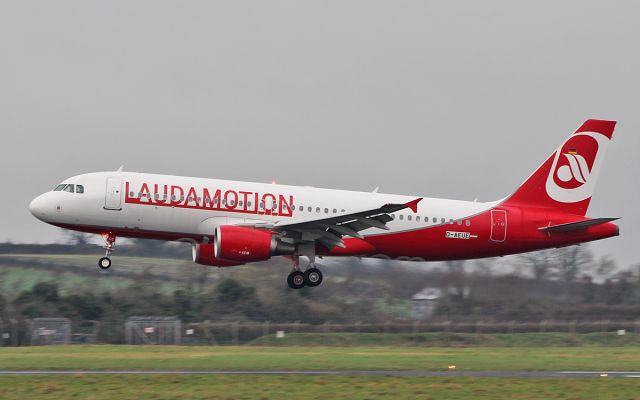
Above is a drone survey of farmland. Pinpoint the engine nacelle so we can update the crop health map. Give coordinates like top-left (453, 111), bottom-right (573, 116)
top-left (214, 225), bottom-right (295, 262)
top-left (193, 243), bottom-right (244, 267)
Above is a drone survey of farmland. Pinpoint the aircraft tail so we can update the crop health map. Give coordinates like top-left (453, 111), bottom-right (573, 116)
top-left (502, 119), bottom-right (616, 216)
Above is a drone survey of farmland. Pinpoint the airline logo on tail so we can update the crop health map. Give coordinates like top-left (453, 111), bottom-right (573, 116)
top-left (545, 132), bottom-right (609, 204)
top-left (558, 151), bottom-right (590, 184)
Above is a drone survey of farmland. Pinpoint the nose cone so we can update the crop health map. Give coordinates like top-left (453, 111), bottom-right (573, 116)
top-left (29, 194), bottom-right (49, 221)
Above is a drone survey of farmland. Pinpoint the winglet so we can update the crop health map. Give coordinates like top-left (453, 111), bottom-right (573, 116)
top-left (405, 198), bottom-right (423, 213)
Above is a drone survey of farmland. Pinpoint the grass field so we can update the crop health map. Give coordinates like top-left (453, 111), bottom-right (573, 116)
top-left (0, 345), bottom-right (639, 371)
top-left (0, 254), bottom-right (190, 294)
top-left (0, 344), bottom-right (639, 398)
top-left (0, 375), bottom-right (638, 400)
top-left (251, 332), bottom-right (640, 347)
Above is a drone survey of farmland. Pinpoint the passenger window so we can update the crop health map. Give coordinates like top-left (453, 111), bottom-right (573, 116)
top-left (466, 220), bottom-right (471, 226)
top-left (324, 208), bottom-right (329, 213)
top-left (299, 206), bottom-right (304, 211)
top-left (308, 206), bottom-right (312, 212)
top-left (129, 191), bottom-right (135, 197)
top-left (407, 215), bottom-right (412, 221)
top-left (76, 185), bottom-right (84, 194)
top-left (239, 201), bottom-right (243, 207)
top-left (63, 184), bottom-right (75, 193)
top-left (441, 218), bottom-right (445, 224)
top-left (155, 194), bottom-right (160, 200)
top-left (54, 184), bottom-right (67, 191)
top-left (341, 209), bottom-right (345, 212)
top-left (399, 215), bottom-right (404, 220)
top-left (433, 217), bottom-right (437, 223)
top-left (333, 209), bottom-right (337, 213)
top-left (416, 216), bottom-right (420, 222)
top-left (316, 207), bottom-right (320, 213)
top-left (457, 220), bottom-right (462, 225)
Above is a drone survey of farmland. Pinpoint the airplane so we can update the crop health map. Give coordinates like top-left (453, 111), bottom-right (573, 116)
top-left (29, 119), bottom-right (619, 289)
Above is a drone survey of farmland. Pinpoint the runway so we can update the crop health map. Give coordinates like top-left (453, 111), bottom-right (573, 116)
top-left (0, 370), bottom-right (638, 378)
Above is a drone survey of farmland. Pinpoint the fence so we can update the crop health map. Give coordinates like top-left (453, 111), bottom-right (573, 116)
top-left (30, 318), bottom-right (71, 345)
top-left (1, 318), bottom-right (639, 346)
top-left (178, 320), bottom-right (640, 345)
top-left (124, 317), bottom-right (181, 345)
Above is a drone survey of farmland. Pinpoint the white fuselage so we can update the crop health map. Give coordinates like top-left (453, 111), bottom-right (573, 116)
top-left (30, 171), bottom-right (494, 244)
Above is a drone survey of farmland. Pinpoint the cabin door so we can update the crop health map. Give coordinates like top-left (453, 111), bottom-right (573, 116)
top-left (490, 209), bottom-right (507, 242)
top-left (104, 177), bottom-right (123, 210)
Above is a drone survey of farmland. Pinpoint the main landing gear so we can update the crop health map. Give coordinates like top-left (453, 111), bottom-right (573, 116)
top-left (286, 256), bottom-right (323, 289)
top-left (98, 232), bottom-right (116, 270)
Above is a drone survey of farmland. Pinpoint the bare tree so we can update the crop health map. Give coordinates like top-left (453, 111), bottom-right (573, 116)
top-left (554, 246), bottom-right (594, 283)
top-left (595, 255), bottom-right (617, 278)
top-left (516, 249), bottom-right (556, 281)
top-left (62, 230), bottom-right (93, 245)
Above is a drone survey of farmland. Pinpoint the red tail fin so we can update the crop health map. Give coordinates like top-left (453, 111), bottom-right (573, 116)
top-left (502, 119), bottom-right (616, 216)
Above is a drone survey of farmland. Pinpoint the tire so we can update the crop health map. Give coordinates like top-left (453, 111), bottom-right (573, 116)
top-left (287, 271), bottom-right (305, 289)
top-left (304, 268), bottom-right (323, 287)
top-left (98, 257), bottom-right (112, 270)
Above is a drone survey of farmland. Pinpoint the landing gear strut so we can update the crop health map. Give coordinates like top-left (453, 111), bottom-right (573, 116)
top-left (286, 255), bottom-right (323, 289)
top-left (98, 232), bottom-right (116, 270)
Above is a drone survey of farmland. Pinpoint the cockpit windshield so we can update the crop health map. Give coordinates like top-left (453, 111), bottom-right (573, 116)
top-left (53, 184), bottom-right (85, 193)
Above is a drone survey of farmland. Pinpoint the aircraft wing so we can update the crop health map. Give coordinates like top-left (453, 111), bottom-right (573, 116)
top-left (241, 198), bottom-right (422, 249)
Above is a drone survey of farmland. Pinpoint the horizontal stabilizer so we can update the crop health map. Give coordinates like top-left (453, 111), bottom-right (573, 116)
top-left (538, 217), bottom-right (619, 233)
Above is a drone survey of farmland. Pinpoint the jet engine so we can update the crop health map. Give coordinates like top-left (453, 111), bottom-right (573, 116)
top-left (214, 225), bottom-right (295, 262)
top-left (192, 242), bottom-right (244, 267)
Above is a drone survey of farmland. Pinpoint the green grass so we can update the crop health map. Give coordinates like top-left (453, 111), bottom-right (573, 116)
top-left (0, 375), bottom-right (637, 400)
top-left (250, 332), bottom-right (640, 347)
top-left (0, 345), bottom-right (639, 372)
top-left (0, 345), bottom-right (638, 399)
top-left (0, 254), bottom-right (194, 294)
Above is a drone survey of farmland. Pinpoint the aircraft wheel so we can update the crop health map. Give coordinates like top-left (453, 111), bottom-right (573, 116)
top-left (287, 271), bottom-right (305, 289)
top-left (98, 257), bottom-right (112, 270)
top-left (304, 268), bottom-right (323, 287)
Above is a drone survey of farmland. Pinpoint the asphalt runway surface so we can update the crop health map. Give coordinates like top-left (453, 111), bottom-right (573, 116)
top-left (0, 370), bottom-right (638, 378)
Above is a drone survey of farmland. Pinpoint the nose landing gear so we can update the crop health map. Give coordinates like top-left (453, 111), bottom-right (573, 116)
top-left (98, 232), bottom-right (116, 270)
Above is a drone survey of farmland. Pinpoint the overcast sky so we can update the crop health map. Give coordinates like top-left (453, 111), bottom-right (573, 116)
top-left (1, 1), bottom-right (638, 267)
